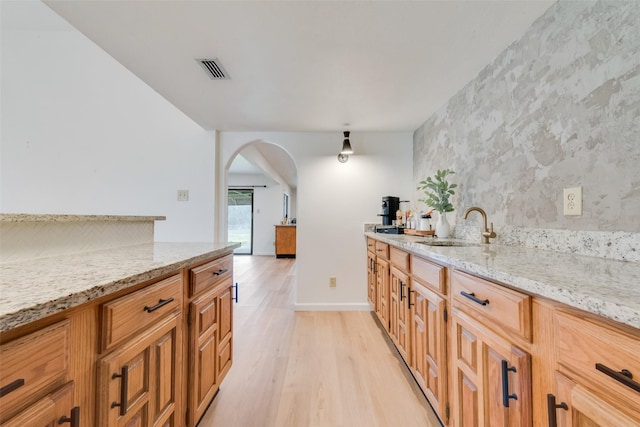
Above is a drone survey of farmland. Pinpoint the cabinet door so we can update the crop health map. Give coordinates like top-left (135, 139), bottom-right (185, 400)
top-left (217, 281), bottom-right (233, 381)
top-left (367, 252), bottom-right (377, 309)
top-left (389, 267), bottom-right (400, 345)
top-left (451, 309), bottom-right (531, 427)
top-left (2, 381), bottom-right (76, 427)
top-left (411, 280), bottom-right (447, 424)
top-left (394, 269), bottom-right (415, 366)
top-left (550, 372), bottom-right (640, 427)
top-left (188, 286), bottom-right (218, 426)
top-left (98, 313), bottom-right (182, 427)
top-left (376, 258), bottom-right (390, 331)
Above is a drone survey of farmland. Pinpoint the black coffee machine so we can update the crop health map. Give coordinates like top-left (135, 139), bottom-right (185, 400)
top-left (379, 196), bottom-right (400, 226)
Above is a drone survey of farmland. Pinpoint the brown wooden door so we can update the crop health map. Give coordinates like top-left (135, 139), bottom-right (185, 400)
top-left (376, 258), bottom-right (390, 332)
top-left (98, 313), bottom-right (182, 427)
top-left (389, 267), bottom-right (400, 345)
top-left (217, 281), bottom-right (233, 381)
top-left (411, 279), bottom-right (448, 424)
top-left (367, 252), bottom-right (377, 309)
top-left (187, 285), bottom-right (219, 426)
top-left (392, 267), bottom-right (411, 364)
top-left (2, 381), bottom-right (76, 427)
top-left (451, 308), bottom-right (531, 427)
top-left (551, 372), bottom-right (640, 427)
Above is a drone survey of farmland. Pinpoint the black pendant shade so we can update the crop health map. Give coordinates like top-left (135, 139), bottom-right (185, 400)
top-left (341, 131), bottom-right (353, 155)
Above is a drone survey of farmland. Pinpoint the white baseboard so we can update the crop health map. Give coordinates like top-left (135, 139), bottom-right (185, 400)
top-left (293, 303), bottom-right (372, 312)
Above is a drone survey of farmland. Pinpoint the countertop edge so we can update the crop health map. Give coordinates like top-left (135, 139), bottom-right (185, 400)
top-left (0, 214), bottom-right (167, 222)
top-left (0, 243), bottom-right (239, 332)
top-left (365, 232), bottom-right (640, 330)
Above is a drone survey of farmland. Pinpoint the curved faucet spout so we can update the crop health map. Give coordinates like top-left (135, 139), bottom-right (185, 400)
top-left (463, 207), bottom-right (497, 244)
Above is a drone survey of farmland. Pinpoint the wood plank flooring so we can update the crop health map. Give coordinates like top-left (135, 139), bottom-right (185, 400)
top-left (198, 255), bottom-right (441, 427)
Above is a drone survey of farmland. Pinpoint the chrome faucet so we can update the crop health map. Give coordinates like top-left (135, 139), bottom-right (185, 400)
top-left (463, 207), bottom-right (497, 244)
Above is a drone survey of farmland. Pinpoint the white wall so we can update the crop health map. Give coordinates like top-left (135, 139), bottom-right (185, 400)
top-left (221, 132), bottom-right (413, 309)
top-left (0, 1), bottom-right (216, 242)
top-left (227, 173), bottom-right (282, 255)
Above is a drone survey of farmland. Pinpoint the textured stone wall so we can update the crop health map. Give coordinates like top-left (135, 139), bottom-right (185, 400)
top-left (413, 1), bottom-right (640, 261)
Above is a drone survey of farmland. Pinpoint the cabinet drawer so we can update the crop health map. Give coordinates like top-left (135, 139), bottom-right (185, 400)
top-left (190, 255), bottom-right (233, 296)
top-left (366, 238), bottom-right (376, 254)
top-left (374, 241), bottom-right (389, 260)
top-left (412, 256), bottom-right (445, 294)
top-left (452, 271), bottom-right (531, 341)
top-left (0, 320), bottom-right (70, 420)
top-left (555, 311), bottom-right (640, 415)
top-left (101, 274), bottom-right (182, 351)
top-left (390, 247), bottom-right (410, 272)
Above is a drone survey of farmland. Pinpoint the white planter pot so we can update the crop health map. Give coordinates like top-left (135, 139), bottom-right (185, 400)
top-left (435, 212), bottom-right (451, 238)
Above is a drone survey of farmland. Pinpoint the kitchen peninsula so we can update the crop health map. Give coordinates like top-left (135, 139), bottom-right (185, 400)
top-left (366, 231), bottom-right (640, 426)
top-left (0, 214), bottom-right (240, 426)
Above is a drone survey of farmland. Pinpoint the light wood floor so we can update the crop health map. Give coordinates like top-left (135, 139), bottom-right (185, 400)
top-left (198, 255), bottom-right (441, 427)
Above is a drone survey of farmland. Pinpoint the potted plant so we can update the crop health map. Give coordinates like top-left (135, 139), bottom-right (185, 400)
top-left (417, 169), bottom-right (457, 238)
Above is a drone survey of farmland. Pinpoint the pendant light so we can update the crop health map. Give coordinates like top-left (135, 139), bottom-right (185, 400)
top-left (338, 131), bottom-right (353, 163)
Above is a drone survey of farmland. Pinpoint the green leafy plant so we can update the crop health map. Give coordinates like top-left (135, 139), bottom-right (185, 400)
top-left (417, 169), bottom-right (457, 214)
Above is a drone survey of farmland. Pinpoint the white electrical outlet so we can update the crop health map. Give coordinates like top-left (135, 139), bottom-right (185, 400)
top-left (563, 187), bottom-right (582, 216)
top-left (177, 190), bottom-right (189, 201)
top-left (329, 277), bottom-right (337, 287)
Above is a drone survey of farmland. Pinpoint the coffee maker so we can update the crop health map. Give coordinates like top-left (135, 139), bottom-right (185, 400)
top-left (379, 196), bottom-right (400, 226)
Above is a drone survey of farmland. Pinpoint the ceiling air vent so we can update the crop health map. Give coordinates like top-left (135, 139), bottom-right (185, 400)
top-left (197, 58), bottom-right (230, 80)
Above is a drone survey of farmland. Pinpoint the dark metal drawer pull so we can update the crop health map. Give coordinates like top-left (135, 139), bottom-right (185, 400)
top-left (232, 282), bottom-right (239, 303)
top-left (407, 290), bottom-right (415, 309)
top-left (399, 281), bottom-right (405, 302)
top-left (546, 394), bottom-right (568, 427)
top-left (461, 291), bottom-right (489, 306)
top-left (213, 268), bottom-right (229, 276)
top-left (501, 360), bottom-right (518, 407)
top-left (59, 406), bottom-right (80, 427)
top-left (111, 366), bottom-right (129, 416)
top-left (144, 297), bottom-right (174, 313)
top-left (0, 378), bottom-right (25, 397)
top-left (595, 363), bottom-right (640, 393)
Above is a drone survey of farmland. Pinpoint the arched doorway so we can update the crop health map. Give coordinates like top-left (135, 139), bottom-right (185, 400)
top-left (224, 141), bottom-right (297, 256)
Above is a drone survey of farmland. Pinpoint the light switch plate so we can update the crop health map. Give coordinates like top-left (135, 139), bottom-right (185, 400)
top-left (563, 187), bottom-right (582, 216)
top-left (177, 190), bottom-right (189, 201)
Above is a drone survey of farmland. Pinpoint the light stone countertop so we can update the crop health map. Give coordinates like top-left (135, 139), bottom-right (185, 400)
top-left (0, 213), bottom-right (166, 222)
top-left (0, 242), bottom-right (239, 332)
top-left (366, 232), bottom-right (640, 330)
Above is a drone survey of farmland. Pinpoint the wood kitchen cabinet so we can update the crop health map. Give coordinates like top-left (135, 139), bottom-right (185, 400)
top-left (390, 248), bottom-right (411, 364)
top-left (97, 274), bottom-right (184, 427)
top-left (545, 310), bottom-right (640, 427)
top-left (410, 266), bottom-right (448, 424)
top-left (275, 225), bottom-right (296, 258)
top-left (367, 240), bottom-right (377, 309)
top-left (450, 270), bottom-right (532, 427)
top-left (2, 381), bottom-right (78, 427)
top-left (187, 255), bottom-right (235, 426)
top-left (375, 256), bottom-right (390, 332)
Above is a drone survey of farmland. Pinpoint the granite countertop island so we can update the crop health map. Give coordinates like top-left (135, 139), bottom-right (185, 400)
top-left (366, 232), bottom-right (640, 330)
top-left (0, 242), bottom-right (239, 332)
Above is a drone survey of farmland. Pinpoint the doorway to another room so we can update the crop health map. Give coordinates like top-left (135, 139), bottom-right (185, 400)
top-left (228, 189), bottom-right (253, 255)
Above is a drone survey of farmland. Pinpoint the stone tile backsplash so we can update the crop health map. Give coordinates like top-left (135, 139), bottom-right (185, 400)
top-left (413, 1), bottom-right (640, 262)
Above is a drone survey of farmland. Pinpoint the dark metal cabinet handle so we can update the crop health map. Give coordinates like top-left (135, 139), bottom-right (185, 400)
top-left (143, 297), bottom-right (174, 313)
top-left (399, 281), bottom-right (405, 302)
top-left (232, 282), bottom-right (239, 303)
top-left (595, 363), bottom-right (640, 393)
top-left (547, 394), bottom-right (568, 427)
top-left (111, 366), bottom-right (129, 416)
top-left (59, 406), bottom-right (80, 427)
top-left (461, 291), bottom-right (490, 306)
top-left (501, 360), bottom-right (518, 407)
top-left (213, 268), bottom-right (228, 276)
top-left (407, 290), bottom-right (415, 309)
top-left (0, 378), bottom-right (25, 398)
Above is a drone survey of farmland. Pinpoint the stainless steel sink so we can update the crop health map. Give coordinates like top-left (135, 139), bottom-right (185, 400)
top-left (416, 240), bottom-right (480, 247)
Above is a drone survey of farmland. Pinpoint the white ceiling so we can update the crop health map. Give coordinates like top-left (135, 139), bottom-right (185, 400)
top-left (43, 0), bottom-right (554, 132)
